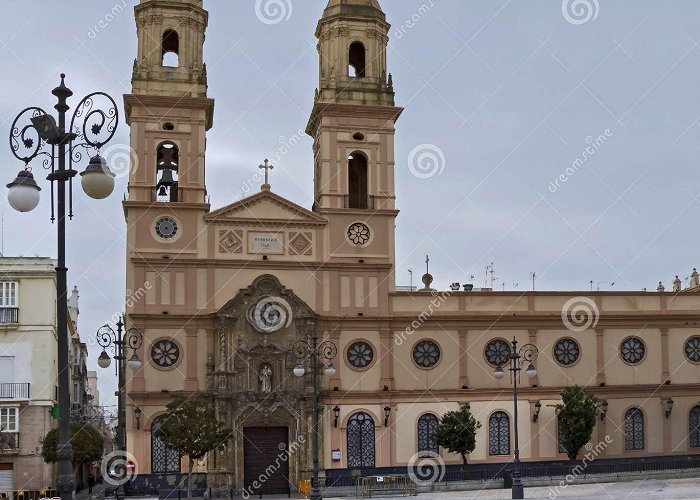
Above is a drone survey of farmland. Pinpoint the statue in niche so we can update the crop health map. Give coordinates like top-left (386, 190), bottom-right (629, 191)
top-left (259, 365), bottom-right (273, 394)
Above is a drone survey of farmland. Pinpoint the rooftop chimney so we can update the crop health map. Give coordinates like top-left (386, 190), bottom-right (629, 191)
top-left (691, 269), bottom-right (700, 288)
top-left (657, 282), bottom-right (665, 292)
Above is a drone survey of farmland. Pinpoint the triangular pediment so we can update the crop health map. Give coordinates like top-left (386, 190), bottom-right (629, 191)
top-left (205, 190), bottom-right (326, 225)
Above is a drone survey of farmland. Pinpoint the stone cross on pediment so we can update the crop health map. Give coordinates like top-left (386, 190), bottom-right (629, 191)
top-left (259, 159), bottom-right (274, 191)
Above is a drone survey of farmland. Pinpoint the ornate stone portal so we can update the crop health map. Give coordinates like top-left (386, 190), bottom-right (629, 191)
top-left (206, 275), bottom-right (322, 494)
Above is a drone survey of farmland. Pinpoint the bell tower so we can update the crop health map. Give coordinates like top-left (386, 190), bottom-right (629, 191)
top-left (306, 0), bottom-right (402, 284)
top-left (307, 0), bottom-right (402, 212)
top-left (124, 0), bottom-right (214, 209)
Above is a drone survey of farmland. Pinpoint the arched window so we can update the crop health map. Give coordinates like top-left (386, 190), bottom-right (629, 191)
top-left (349, 42), bottom-right (366, 78)
top-left (624, 408), bottom-right (644, 450)
top-left (162, 30), bottom-right (180, 67)
top-left (689, 406), bottom-right (700, 448)
top-left (488, 411), bottom-right (510, 456)
top-left (156, 142), bottom-right (179, 202)
top-left (417, 413), bottom-right (439, 456)
top-left (557, 416), bottom-right (566, 454)
top-left (151, 416), bottom-right (180, 472)
top-left (347, 152), bottom-right (368, 209)
top-left (347, 412), bottom-right (375, 467)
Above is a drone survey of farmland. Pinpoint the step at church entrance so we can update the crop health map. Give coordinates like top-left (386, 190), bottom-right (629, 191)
top-left (243, 427), bottom-right (290, 496)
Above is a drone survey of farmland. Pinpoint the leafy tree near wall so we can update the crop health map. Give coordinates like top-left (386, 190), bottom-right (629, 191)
top-left (435, 407), bottom-right (481, 474)
top-left (41, 423), bottom-right (104, 473)
top-left (155, 397), bottom-right (231, 500)
top-left (555, 386), bottom-right (598, 461)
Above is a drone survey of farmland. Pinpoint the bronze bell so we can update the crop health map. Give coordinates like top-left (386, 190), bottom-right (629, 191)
top-left (157, 145), bottom-right (178, 171)
top-left (157, 168), bottom-right (176, 196)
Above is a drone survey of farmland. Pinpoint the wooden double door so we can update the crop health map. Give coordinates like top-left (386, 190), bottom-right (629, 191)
top-left (243, 427), bottom-right (290, 497)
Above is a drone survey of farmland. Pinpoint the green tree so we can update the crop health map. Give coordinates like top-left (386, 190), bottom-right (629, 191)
top-left (555, 386), bottom-right (598, 461)
top-left (41, 423), bottom-right (104, 472)
top-left (155, 397), bottom-right (231, 500)
top-left (435, 407), bottom-right (481, 474)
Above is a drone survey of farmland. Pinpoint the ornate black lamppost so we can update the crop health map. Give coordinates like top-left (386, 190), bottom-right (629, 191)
top-left (493, 338), bottom-right (539, 500)
top-left (292, 327), bottom-right (337, 500)
top-left (96, 317), bottom-right (143, 495)
top-left (7, 74), bottom-right (119, 500)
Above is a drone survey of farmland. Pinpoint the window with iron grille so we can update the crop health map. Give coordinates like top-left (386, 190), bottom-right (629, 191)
top-left (417, 413), bottom-right (439, 455)
top-left (488, 411), bottom-right (510, 456)
top-left (0, 407), bottom-right (18, 433)
top-left (689, 406), bottom-right (700, 448)
top-left (557, 416), bottom-right (566, 454)
top-left (624, 408), bottom-right (644, 450)
top-left (347, 412), bottom-right (375, 467)
top-left (151, 416), bottom-right (180, 472)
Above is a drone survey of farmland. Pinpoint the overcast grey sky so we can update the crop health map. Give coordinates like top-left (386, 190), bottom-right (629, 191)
top-left (2, 0), bottom-right (700, 409)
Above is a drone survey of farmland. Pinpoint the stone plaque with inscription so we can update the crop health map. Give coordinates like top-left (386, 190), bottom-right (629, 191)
top-left (248, 232), bottom-right (285, 254)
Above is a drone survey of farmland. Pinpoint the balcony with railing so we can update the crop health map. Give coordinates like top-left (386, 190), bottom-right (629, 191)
top-left (0, 307), bottom-right (18, 324)
top-left (0, 383), bottom-right (30, 400)
top-left (343, 194), bottom-right (376, 210)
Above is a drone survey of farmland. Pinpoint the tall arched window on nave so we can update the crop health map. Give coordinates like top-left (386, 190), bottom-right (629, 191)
top-left (151, 415), bottom-right (180, 473)
top-left (488, 411), bottom-right (510, 456)
top-left (417, 413), bottom-right (439, 456)
top-left (347, 411), bottom-right (375, 467)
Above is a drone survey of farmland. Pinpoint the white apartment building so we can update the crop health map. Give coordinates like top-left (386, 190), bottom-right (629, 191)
top-left (0, 257), bottom-right (58, 492)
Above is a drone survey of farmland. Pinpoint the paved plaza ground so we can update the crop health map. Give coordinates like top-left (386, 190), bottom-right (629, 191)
top-left (325, 476), bottom-right (700, 500)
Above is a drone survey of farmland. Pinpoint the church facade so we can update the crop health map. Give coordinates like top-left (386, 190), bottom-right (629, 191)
top-left (123, 0), bottom-right (700, 494)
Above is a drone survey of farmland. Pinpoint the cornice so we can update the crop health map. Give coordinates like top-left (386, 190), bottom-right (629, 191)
top-left (129, 258), bottom-right (393, 272)
top-left (124, 94), bottom-right (215, 129)
top-left (126, 311), bottom-right (699, 331)
top-left (321, 383), bottom-right (700, 403)
top-left (306, 102), bottom-right (403, 136)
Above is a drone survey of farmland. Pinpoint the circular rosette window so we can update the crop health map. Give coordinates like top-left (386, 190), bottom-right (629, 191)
top-left (248, 296), bottom-right (294, 334)
top-left (347, 222), bottom-right (371, 246)
top-left (150, 338), bottom-right (180, 369)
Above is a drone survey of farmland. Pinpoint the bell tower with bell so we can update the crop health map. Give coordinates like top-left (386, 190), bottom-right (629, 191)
top-left (123, 0), bottom-right (214, 244)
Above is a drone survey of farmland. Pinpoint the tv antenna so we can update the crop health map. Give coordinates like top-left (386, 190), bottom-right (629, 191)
top-left (485, 262), bottom-right (496, 288)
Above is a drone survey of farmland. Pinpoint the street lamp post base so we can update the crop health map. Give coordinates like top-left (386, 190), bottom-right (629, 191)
top-left (310, 488), bottom-right (323, 500)
top-left (511, 482), bottom-right (524, 499)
